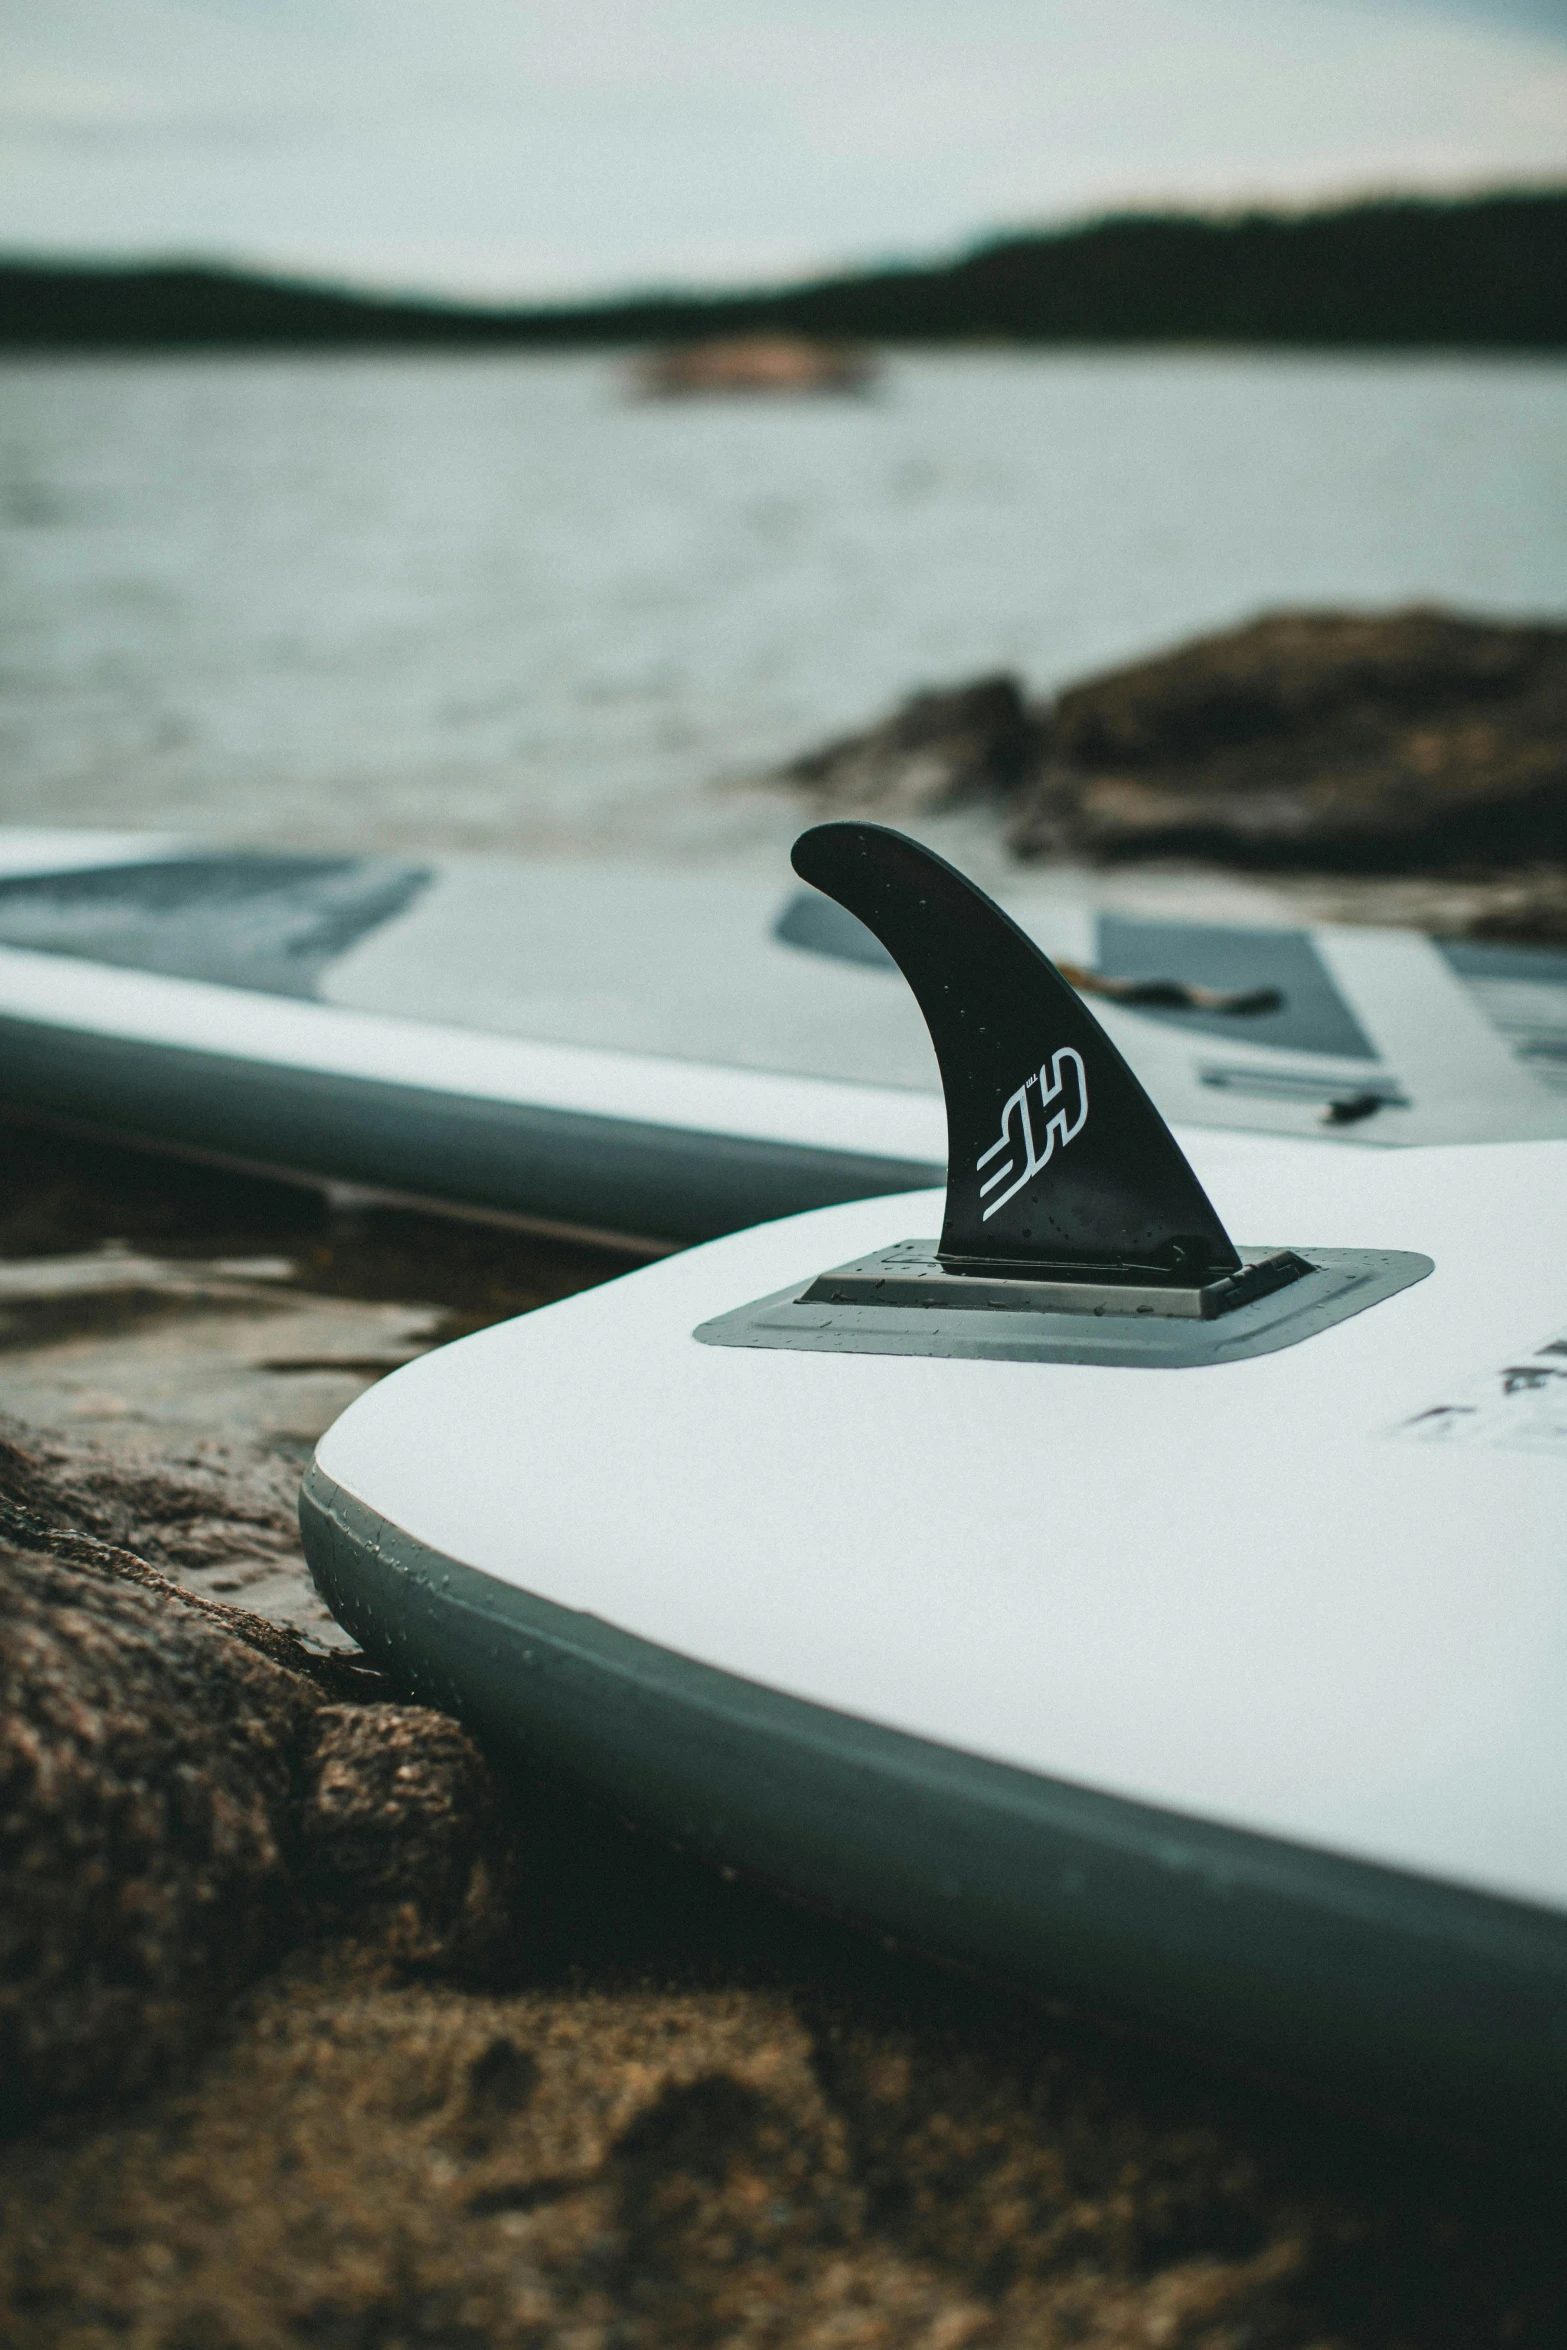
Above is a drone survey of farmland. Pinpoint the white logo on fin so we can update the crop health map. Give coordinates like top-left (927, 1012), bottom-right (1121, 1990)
top-left (975, 1048), bottom-right (1090, 1221)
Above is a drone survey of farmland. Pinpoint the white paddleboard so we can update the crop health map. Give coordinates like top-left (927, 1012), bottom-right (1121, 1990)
top-left (301, 825), bottom-right (1567, 2142)
top-left (1, 828), bottom-right (1565, 1245)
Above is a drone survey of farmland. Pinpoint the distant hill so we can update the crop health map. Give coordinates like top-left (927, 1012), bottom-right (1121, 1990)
top-left (2, 192), bottom-right (1563, 351)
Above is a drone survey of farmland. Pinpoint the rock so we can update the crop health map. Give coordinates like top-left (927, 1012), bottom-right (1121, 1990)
top-left (0, 1422), bottom-right (357, 1689)
top-left (0, 1120), bottom-right (632, 1648)
top-left (1, 1414), bottom-right (306, 1594)
top-left (0, 1537), bottom-right (311, 2123)
top-left (300, 1703), bottom-right (512, 1969)
top-left (1462, 868), bottom-right (1567, 946)
top-left (5, 1950), bottom-right (1565, 2348)
top-left (773, 612), bottom-right (1567, 907)
top-left (0, 1407), bottom-right (367, 1658)
top-left (778, 674), bottom-right (1044, 814)
top-left (0, 1964), bottom-right (1004, 2349)
top-left (1007, 607), bottom-right (1567, 869)
top-left (0, 1428), bottom-right (516, 2124)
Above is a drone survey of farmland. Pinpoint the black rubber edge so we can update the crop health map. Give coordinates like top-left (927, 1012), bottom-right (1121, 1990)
top-left (0, 1014), bottom-right (940, 1246)
top-left (301, 1462), bottom-right (1567, 2146)
top-left (693, 1247), bottom-right (1434, 1368)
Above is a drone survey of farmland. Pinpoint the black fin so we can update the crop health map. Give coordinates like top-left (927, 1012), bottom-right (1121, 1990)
top-left (790, 821), bottom-right (1241, 1278)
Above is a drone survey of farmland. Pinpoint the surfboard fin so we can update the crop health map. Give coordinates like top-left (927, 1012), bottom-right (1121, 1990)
top-left (695, 823), bottom-right (1433, 1360)
top-left (790, 820), bottom-right (1246, 1285)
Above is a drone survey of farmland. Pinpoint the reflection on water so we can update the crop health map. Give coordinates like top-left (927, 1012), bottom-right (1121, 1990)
top-left (0, 349), bottom-right (1562, 862)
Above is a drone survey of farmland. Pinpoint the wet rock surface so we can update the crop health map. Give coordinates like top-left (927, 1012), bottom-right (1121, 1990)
top-left (0, 1126), bottom-right (605, 2126)
top-left (0, 1124), bottom-right (632, 1651)
top-left (778, 607), bottom-right (1567, 933)
top-left (0, 1427), bottom-right (516, 2127)
top-left (0, 1528), bottom-right (314, 2123)
top-left (3, 1127), bottom-right (1567, 2344)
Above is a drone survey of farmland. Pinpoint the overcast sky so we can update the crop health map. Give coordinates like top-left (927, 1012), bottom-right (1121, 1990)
top-left (2, 0), bottom-right (1564, 299)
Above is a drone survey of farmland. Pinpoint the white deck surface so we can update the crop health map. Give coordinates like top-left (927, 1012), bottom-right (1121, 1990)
top-left (318, 1134), bottom-right (1567, 1915)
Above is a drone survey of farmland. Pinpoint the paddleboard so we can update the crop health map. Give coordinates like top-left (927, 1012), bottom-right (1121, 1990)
top-left (1, 828), bottom-right (1565, 1247)
top-left (302, 824), bottom-right (1567, 2143)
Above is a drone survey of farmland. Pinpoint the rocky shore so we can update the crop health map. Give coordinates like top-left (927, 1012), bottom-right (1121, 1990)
top-left (3, 1123), bottom-right (1567, 2344)
top-left (778, 606), bottom-right (1567, 941)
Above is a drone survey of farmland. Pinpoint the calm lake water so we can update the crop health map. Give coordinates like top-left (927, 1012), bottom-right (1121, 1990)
top-left (1, 348), bottom-right (1563, 867)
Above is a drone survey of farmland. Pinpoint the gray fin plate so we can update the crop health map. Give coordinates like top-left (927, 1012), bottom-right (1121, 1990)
top-left (694, 1244), bottom-right (1434, 1368)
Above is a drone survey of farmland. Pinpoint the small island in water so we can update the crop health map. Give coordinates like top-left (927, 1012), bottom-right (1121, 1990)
top-left (633, 335), bottom-right (875, 397)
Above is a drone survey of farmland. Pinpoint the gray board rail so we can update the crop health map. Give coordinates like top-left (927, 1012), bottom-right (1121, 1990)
top-left (302, 1465), bottom-right (1567, 2154)
top-left (0, 1012), bottom-right (941, 1248)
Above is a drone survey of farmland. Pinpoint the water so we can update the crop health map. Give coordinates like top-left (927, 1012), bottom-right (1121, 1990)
top-left (1, 348), bottom-right (1563, 866)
